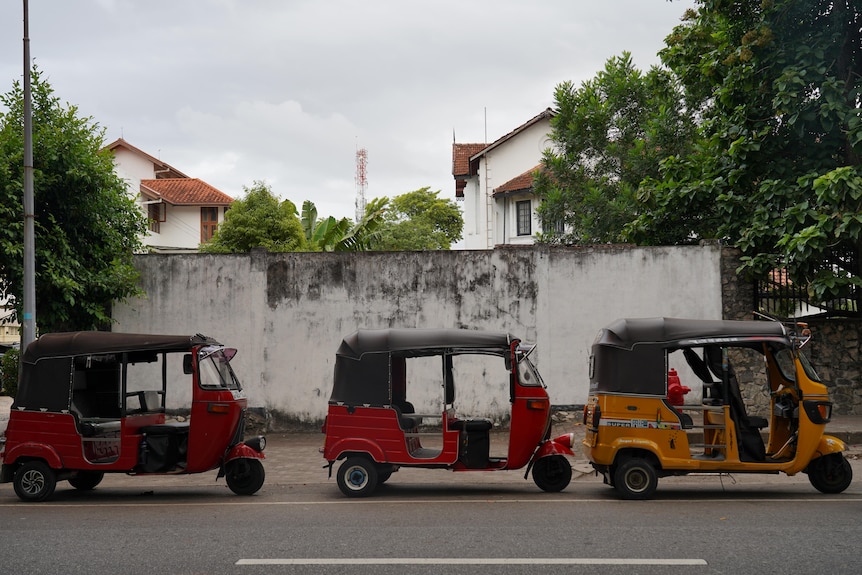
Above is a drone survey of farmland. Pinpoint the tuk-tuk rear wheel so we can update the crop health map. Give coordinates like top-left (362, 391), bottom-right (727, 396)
top-left (807, 453), bottom-right (853, 494)
top-left (68, 471), bottom-right (104, 491)
top-left (613, 458), bottom-right (658, 500)
top-left (532, 455), bottom-right (573, 492)
top-left (337, 457), bottom-right (378, 497)
top-left (13, 461), bottom-right (57, 502)
top-left (225, 458), bottom-right (266, 495)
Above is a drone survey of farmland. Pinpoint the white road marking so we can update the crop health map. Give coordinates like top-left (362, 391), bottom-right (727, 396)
top-left (236, 558), bottom-right (708, 566)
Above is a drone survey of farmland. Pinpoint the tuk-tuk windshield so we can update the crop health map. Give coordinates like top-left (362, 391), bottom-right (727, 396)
top-left (797, 349), bottom-right (822, 383)
top-left (773, 347), bottom-right (821, 384)
top-left (516, 345), bottom-right (544, 388)
top-left (198, 346), bottom-right (241, 390)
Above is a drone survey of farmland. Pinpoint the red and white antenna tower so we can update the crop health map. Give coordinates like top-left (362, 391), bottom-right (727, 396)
top-left (355, 147), bottom-right (368, 222)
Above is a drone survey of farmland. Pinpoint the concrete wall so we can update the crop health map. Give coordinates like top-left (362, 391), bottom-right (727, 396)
top-left (112, 243), bottom-right (725, 427)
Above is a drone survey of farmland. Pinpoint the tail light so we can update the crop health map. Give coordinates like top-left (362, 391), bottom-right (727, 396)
top-left (585, 405), bottom-right (601, 429)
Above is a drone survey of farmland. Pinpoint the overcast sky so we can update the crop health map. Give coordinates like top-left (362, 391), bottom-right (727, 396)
top-left (1, 0), bottom-right (696, 221)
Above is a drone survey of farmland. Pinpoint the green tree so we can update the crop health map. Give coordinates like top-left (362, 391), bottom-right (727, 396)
top-left (0, 68), bottom-right (147, 332)
top-left (301, 196), bottom-right (389, 252)
top-left (629, 1), bottom-right (862, 311)
top-left (1, 347), bottom-right (19, 397)
top-left (375, 187), bottom-right (463, 250)
top-left (201, 181), bottom-right (306, 253)
top-left (535, 52), bottom-right (698, 244)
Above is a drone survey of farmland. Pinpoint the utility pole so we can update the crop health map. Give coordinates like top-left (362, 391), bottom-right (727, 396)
top-left (22, 0), bottom-right (36, 349)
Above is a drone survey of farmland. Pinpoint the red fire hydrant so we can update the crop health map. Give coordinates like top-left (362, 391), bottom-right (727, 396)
top-left (667, 368), bottom-right (691, 406)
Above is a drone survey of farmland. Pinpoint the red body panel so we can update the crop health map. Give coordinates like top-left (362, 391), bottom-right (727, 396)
top-left (323, 376), bottom-right (556, 473)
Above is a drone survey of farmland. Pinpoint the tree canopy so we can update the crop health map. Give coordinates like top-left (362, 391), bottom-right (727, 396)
top-left (535, 52), bottom-right (698, 244)
top-left (201, 181), bottom-right (307, 253)
top-left (0, 68), bottom-right (147, 332)
top-left (536, 1), bottom-right (861, 314)
top-left (375, 187), bottom-right (463, 250)
top-left (627, 0), bottom-right (862, 310)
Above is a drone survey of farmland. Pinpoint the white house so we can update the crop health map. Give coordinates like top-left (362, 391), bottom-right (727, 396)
top-left (105, 138), bottom-right (234, 252)
top-left (453, 108), bottom-right (554, 249)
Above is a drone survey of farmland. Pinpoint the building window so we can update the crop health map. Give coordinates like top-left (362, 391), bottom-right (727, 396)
top-left (516, 200), bottom-right (532, 236)
top-left (148, 204), bottom-right (160, 234)
top-left (147, 203), bottom-right (164, 234)
top-left (201, 207), bottom-right (219, 243)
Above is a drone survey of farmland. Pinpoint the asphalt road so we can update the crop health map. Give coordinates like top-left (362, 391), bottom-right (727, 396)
top-left (2, 468), bottom-right (861, 575)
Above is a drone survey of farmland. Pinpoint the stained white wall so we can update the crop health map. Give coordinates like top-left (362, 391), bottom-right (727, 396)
top-left (111, 243), bottom-right (724, 426)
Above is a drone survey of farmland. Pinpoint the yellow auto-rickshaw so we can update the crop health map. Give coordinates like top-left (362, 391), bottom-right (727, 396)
top-left (582, 317), bottom-right (852, 499)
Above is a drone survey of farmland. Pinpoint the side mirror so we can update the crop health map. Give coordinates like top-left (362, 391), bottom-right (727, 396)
top-left (183, 354), bottom-right (194, 375)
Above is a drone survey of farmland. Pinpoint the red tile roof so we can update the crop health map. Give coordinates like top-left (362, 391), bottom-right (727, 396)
top-left (452, 143), bottom-right (487, 178)
top-left (492, 165), bottom-right (543, 197)
top-left (140, 179), bottom-right (234, 206)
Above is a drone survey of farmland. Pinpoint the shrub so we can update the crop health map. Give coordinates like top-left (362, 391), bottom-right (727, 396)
top-left (1, 348), bottom-right (19, 398)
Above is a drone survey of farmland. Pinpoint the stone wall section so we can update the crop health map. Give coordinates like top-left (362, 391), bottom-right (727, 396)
top-left (720, 246), bottom-right (862, 415)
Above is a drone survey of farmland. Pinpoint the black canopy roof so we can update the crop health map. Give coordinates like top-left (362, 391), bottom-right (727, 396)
top-left (336, 328), bottom-right (513, 360)
top-left (330, 329), bottom-right (515, 407)
top-left (14, 332), bottom-right (218, 413)
top-left (590, 318), bottom-right (790, 396)
top-left (22, 332), bottom-right (218, 363)
top-left (595, 318), bottom-right (788, 351)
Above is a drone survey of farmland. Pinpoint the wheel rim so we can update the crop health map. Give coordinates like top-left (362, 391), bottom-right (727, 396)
top-left (624, 468), bottom-right (648, 493)
top-left (345, 465), bottom-right (368, 490)
top-left (21, 469), bottom-right (46, 496)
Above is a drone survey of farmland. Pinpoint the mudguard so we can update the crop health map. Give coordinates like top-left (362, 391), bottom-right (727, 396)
top-left (225, 442), bottom-right (266, 464)
top-left (534, 434), bottom-right (576, 459)
top-left (812, 434), bottom-right (846, 458)
top-left (325, 437), bottom-right (386, 464)
top-left (2, 442), bottom-right (64, 470)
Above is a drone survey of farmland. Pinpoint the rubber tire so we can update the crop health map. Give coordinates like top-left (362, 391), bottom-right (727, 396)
top-left (613, 458), bottom-right (658, 500)
top-left (532, 455), bottom-right (573, 492)
top-left (807, 453), bottom-right (853, 494)
top-left (13, 461), bottom-right (57, 502)
top-left (225, 458), bottom-right (266, 495)
top-left (377, 465), bottom-right (394, 484)
top-left (336, 457), bottom-right (378, 498)
top-left (69, 471), bottom-right (104, 491)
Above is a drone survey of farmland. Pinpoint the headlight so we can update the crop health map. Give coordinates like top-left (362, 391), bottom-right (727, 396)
top-left (244, 436), bottom-right (266, 452)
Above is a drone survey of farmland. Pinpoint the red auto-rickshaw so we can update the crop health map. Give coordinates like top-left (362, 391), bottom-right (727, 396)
top-left (321, 328), bottom-right (575, 497)
top-left (1, 332), bottom-right (265, 501)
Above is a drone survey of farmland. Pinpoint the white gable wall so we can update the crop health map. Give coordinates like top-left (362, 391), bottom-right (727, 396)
top-left (461, 117), bottom-right (552, 249)
top-left (151, 205), bottom-right (214, 250)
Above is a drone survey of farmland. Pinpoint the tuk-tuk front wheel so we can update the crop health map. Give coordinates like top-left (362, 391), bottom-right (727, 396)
top-left (613, 458), bottom-right (658, 500)
top-left (337, 457), bottom-right (378, 497)
top-left (225, 458), bottom-right (266, 495)
top-left (13, 461), bottom-right (57, 502)
top-left (807, 453), bottom-right (853, 494)
top-left (532, 455), bottom-right (572, 492)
